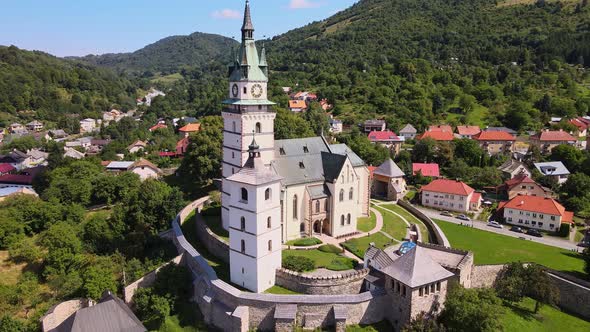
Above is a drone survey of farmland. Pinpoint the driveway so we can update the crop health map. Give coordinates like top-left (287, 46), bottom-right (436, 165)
top-left (415, 206), bottom-right (581, 251)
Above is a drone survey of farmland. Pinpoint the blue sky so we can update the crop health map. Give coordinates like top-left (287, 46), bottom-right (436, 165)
top-left (0, 0), bottom-right (358, 57)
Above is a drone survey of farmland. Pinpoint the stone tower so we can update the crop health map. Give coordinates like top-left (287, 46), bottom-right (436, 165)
top-left (221, 0), bottom-right (276, 229)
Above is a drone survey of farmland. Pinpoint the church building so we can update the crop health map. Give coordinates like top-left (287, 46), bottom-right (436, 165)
top-left (221, 1), bottom-right (370, 292)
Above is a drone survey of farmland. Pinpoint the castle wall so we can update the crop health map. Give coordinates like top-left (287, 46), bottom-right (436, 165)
top-left (275, 268), bottom-right (369, 295)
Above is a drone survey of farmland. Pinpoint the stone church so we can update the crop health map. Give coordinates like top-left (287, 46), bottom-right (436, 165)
top-left (221, 1), bottom-right (370, 292)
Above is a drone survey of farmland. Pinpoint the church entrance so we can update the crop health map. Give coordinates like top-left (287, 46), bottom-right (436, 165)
top-left (313, 221), bottom-right (321, 234)
top-left (373, 180), bottom-right (388, 198)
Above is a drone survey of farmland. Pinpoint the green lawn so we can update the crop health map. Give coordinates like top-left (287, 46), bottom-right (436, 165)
top-left (180, 218), bottom-right (230, 282)
top-left (156, 301), bottom-right (209, 332)
top-left (342, 232), bottom-right (395, 258)
top-left (346, 320), bottom-right (393, 331)
top-left (282, 249), bottom-right (356, 271)
top-left (435, 220), bottom-right (585, 276)
top-left (264, 285), bottom-right (300, 295)
top-left (374, 207), bottom-right (408, 240)
top-left (357, 212), bottom-right (377, 232)
top-left (380, 204), bottom-right (428, 239)
top-left (286, 237), bottom-right (322, 246)
top-left (201, 209), bottom-right (229, 242)
top-left (501, 297), bottom-right (590, 332)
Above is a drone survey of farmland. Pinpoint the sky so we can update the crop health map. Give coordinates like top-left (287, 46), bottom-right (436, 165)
top-left (0, 0), bottom-right (358, 57)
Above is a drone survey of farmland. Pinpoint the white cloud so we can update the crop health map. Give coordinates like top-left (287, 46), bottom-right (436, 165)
top-left (211, 9), bottom-right (241, 19)
top-left (289, 0), bottom-right (322, 9)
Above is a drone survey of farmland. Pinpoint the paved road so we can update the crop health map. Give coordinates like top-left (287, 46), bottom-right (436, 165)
top-left (416, 206), bottom-right (581, 251)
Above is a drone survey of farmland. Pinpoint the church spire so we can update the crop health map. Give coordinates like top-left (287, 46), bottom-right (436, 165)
top-left (241, 0), bottom-right (254, 40)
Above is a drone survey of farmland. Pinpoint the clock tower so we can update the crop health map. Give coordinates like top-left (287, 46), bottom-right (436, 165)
top-left (221, 0), bottom-right (276, 229)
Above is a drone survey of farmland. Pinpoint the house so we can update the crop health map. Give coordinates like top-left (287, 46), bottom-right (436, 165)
top-left (456, 126), bottom-right (481, 139)
top-left (399, 124), bottom-right (417, 140)
top-left (149, 123), bottom-right (168, 132)
top-left (25, 149), bottom-right (49, 168)
top-left (568, 117), bottom-right (590, 137)
top-left (288, 100), bottom-right (307, 112)
top-left (178, 123), bottom-right (201, 137)
top-left (0, 150), bottom-right (29, 170)
top-left (282, 87), bottom-right (292, 94)
top-left (90, 139), bottom-right (111, 150)
top-left (129, 158), bottom-right (162, 181)
top-left (176, 137), bottom-right (190, 156)
top-left (530, 130), bottom-right (577, 154)
top-left (412, 163), bottom-right (440, 178)
top-left (428, 125), bottom-right (453, 133)
top-left (80, 118), bottom-right (100, 134)
top-left (329, 118), bottom-right (343, 134)
top-left (320, 99), bottom-right (333, 111)
top-left (127, 140), bottom-right (147, 154)
top-left (26, 120), bottom-right (44, 132)
top-left (9, 123), bottom-right (24, 133)
top-left (421, 179), bottom-right (481, 213)
top-left (368, 130), bottom-right (404, 155)
top-left (0, 174), bottom-right (34, 189)
top-left (473, 131), bottom-right (516, 155)
top-left (291, 91), bottom-right (317, 102)
top-left (63, 147), bottom-right (85, 160)
top-left (498, 159), bottom-right (531, 179)
top-left (102, 109), bottom-right (130, 123)
top-left (500, 174), bottom-right (553, 199)
top-left (41, 291), bottom-right (146, 332)
top-left (0, 163), bottom-right (16, 176)
top-left (500, 195), bottom-right (573, 232)
top-left (46, 129), bottom-right (68, 141)
top-left (363, 119), bottom-right (386, 133)
top-left (484, 127), bottom-right (517, 135)
top-left (182, 116), bottom-right (198, 124)
top-left (0, 187), bottom-right (37, 201)
top-left (371, 159), bottom-right (406, 201)
top-left (534, 161), bottom-right (570, 184)
top-left (105, 161), bottom-right (135, 173)
top-left (416, 131), bottom-right (454, 142)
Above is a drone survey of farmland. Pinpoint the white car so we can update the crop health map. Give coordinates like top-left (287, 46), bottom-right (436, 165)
top-left (487, 221), bottom-right (504, 229)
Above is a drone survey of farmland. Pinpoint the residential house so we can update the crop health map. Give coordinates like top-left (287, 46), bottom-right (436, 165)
top-left (0, 163), bottom-right (16, 175)
top-left (46, 129), bottom-right (68, 141)
top-left (25, 149), bottom-right (49, 168)
top-left (498, 159), bottom-right (531, 179)
top-left (0, 150), bottom-right (29, 170)
top-left (288, 100), bottom-right (307, 112)
top-left (176, 137), bottom-right (190, 156)
top-left (182, 116), bottom-right (198, 124)
top-left (26, 120), bottom-right (44, 132)
top-left (63, 147), bottom-right (85, 160)
top-left (282, 87), bottom-right (292, 94)
top-left (473, 131), bottom-right (516, 155)
top-left (329, 118), bottom-right (343, 134)
top-left (127, 140), bottom-right (147, 154)
top-left (80, 118), bottom-right (100, 134)
top-left (421, 179), bottom-right (481, 213)
top-left (412, 163), bottom-right (440, 178)
top-left (500, 195), bottom-right (573, 232)
top-left (428, 125), bottom-right (453, 133)
top-left (105, 161), bottom-right (135, 173)
top-left (149, 123), bottom-right (168, 132)
top-left (178, 123), bottom-right (201, 137)
top-left (456, 126), bottom-right (481, 139)
top-left (500, 174), bottom-right (553, 199)
top-left (9, 123), bottom-right (24, 133)
top-left (291, 91), bottom-right (317, 102)
top-left (569, 117), bottom-right (590, 137)
top-left (129, 158), bottom-right (162, 181)
top-left (320, 99), bottom-right (333, 111)
top-left (363, 119), bottom-right (386, 133)
top-left (534, 161), bottom-right (570, 184)
top-left (484, 127), bottom-right (517, 135)
top-left (368, 130), bottom-right (404, 155)
top-left (0, 187), bottom-right (37, 201)
top-left (399, 124), bottom-right (417, 140)
top-left (530, 130), bottom-right (577, 154)
top-left (416, 131), bottom-right (454, 142)
top-left (371, 159), bottom-right (406, 201)
top-left (0, 174), bottom-right (34, 189)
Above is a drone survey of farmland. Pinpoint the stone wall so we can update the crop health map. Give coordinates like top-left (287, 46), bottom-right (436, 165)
top-left (547, 270), bottom-right (590, 320)
top-left (275, 268), bottom-right (369, 295)
top-left (194, 211), bottom-right (230, 263)
top-left (41, 299), bottom-right (88, 332)
top-left (470, 264), bottom-right (505, 288)
top-left (398, 200), bottom-right (448, 246)
top-left (123, 255), bottom-right (183, 304)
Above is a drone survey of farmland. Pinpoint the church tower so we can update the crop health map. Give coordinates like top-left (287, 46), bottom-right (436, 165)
top-left (221, 0), bottom-right (276, 229)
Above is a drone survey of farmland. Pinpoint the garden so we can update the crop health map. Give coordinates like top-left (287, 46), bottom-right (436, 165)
top-left (282, 244), bottom-right (356, 272)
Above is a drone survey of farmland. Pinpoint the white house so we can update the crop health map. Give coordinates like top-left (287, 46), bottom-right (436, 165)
top-left (501, 195), bottom-right (573, 232)
top-left (534, 161), bottom-right (570, 184)
top-left (421, 179), bottom-right (481, 213)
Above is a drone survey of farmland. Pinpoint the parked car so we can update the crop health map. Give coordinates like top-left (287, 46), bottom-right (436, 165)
top-left (457, 214), bottom-right (471, 221)
top-left (527, 229), bottom-right (543, 238)
top-left (510, 226), bottom-right (525, 233)
top-left (440, 211), bottom-right (454, 217)
top-left (487, 221), bottom-right (503, 229)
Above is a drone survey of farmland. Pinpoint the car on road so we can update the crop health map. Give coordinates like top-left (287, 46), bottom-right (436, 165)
top-left (456, 214), bottom-right (471, 221)
top-left (440, 211), bottom-right (454, 217)
top-left (510, 226), bottom-right (525, 233)
top-left (487, 221), bottom-right (504, 229)
top-left (527, 229), bottom-right (543, 238)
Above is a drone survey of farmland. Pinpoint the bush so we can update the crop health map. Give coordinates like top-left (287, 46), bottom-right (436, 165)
top-left (318, 244), bottom-right (343, 254)
top-left (133, 287), bottom-right (170, 330)
top-left (282, 255), bottom-right (315, 272)
top-left (558, 223), bottom-right (570, 237)
top-left (287, 237), bottom-right (322, 247)
top-left (201, 205), bottom-right (221, 217)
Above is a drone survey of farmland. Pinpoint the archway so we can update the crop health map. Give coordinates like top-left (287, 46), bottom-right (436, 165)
top-left (313, 221), bottom-right (321, 234)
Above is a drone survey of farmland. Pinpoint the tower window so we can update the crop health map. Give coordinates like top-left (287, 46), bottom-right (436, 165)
top-left (279, 147), bottom-right (286, 155)
top-left (315, 200), bottom-right (320, 213)
top-left (347, 213), bottom-right (351, 225)
top-left (303, 146), bottom-right (309, 153)
top-left (258, 105), bottom-right (262, 110)
top-left (232, 152), bottom-right (235, 159)
top-left (255, 122), bottom-right (261, 133)
top-left (241, 240), bottom-right (246, 253)
top-left (243, 86), bottom-right (247, 94)
top-left (293, 195), bottom-right (298, 219)
top-left (299, 162), bottom-right (305, 169)
top-left (300, 222), bottom-right (305, 232)
top-left (232, 121), bottom-right (236, 132)
top-left (339, 189), bottom-right (344, 202)
top-left (268, 240), bottom-right (272, 252)
top-left (267, 217), bottom-right (272, 229)
top-left (241, 188), bottom-right (248, 202)
top-left (349, 188), bottom-right (354, 200)
top-left (265, 188), bottom-right (271, 200)
top-left (241, 217), bottom-right (246, 231)
top-left (341, 215), bottom-right (345, 226)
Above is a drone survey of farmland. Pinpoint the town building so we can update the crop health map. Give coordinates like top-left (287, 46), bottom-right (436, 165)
top-left (367, 130), bottom-right (404, 155)
top-left (530, 130), bottom-right (577, 154)
top-left (483, 127), bottom-right (517, 135)
top-left (129, 159), bottom-right (162, 181)
top-left (288, 99), bottom-right (307, 112)
top-left (500, 195), bottom-right (573, 232)
top-left (473, 131), bottom-right (516, 155)
top-left (534, 161), bottom-right (570, 184)
top-left (179, 123), bottom-right (201, 137)
top-left (26, 120), bottom-right (44, 132)
top-left (399, 124), bottom-right (417, 140)
top-left (568, 117), bottom-right (590, 137)
top-left (499, 174), bottom-right (553, 199)
top-left (371, 159), bottom-right (406, 201)
top-left (79, 118), bottom-right (100, 134)
top-left (498, 159), bottom-right (531, 179)
top-left (176, 137), bottom-right (190, 156)
top-left (329, 117), bottom-right (343, 134)
top-left (412, 163), bottom-right (440, 178)
top-left (420, 179), bottom-right (481, 213)
top-left (416, 130), bottom-right (454, 142)
top-left (127, 140), bottom-right (147, 154)
top-left (428, 124), bottom-right (452, 133)
top-left (455, 125), bottom-right (481, 139)
top-left (363, 119), bottom-right (386, 133)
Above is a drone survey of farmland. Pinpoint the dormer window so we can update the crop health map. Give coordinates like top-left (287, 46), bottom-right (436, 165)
top-left (299, 162), bottom-right (305, 169)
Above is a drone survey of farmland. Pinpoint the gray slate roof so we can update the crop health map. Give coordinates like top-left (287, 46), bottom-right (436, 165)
top-left (365, 246), bottom-right (395, 270)
top-left (307, 184), bottom-right (330, 199)
top-left (534, 162), bottom-right (570, 176)
top-left (374, 159), bottom-right (405, 178)
top-left (380, 246), bottom-right (454, 288)
top-left (228, 153), bottom-right (282, 186)
top-left (498, 159), bottom-right (528, 174)
top-left (399, 124), bottom-right (417, 134)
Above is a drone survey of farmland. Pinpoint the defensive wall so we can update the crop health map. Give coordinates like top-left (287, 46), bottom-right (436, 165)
top-left (275, 268), bottom-right (370, 295)
top-left (194, 210), bottom-right (230, 263)
top-left (398, 199), bottom-right (449, 246)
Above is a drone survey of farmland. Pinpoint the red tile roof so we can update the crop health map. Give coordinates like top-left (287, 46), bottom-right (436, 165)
top-left (0, 174), bottom-right (33, 185)
top-left (289, 100), bottom-right (307, 109)
top-left (159, 152), bottom-right (177, 157)
top-left (532, 130), bottom-right (576, 142)
top-left (368, 130), bottom-right (401, 142)
top-left (416, 131), bottom-right (454, 141)
top-left (179, 123), bottom-right (201, 133)
top-left (421, 179), bottom-right (475, 196)
top-left (456, 126), bottom-right (481, 136)
top-left (569, 118), bottom-right (589, 130)
top-left (503, 195), bottom-right (572, 222)
top-left (470, 192), bottom-right (482, 203)
top-left (412, 163), bottom-right (440, 177)
top-left (149, 123), bottom-right (168, 132)
top-left (368, 166), bottom-right (378, 178)
top-left (0, 163), bottom-right (16, 173)
top-left (473, 131), bottom-right (516, 141)
top-left (429, 125), bottom-right (453, 133)
top-left (504, 175), bottom-right (537, 189)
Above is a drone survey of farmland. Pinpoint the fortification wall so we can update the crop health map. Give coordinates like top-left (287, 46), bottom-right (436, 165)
top-left (547, 270), bottom-right (590, 320)
top-left (123, 255), bottom-right (183, 304)
top-left (275, 268), bottom-right (369, 295)
top-left (470, 264), bottom-right (505, 288)
top-left (398, 200), bottom-right (448, 246)
top-left (194, 211), bottom-right (230, 263)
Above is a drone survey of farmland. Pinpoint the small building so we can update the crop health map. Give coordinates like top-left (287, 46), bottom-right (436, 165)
top-left (26, 149), bottom-right (49, 168)
top-left (127, 140), bottom-right (147, 154)
top-left (129, 159), bottom-right (162, 181)
top-left (500, 195), bottom-right (573, 232)
top-left (63, 147), bottom-right (85, 160)
top-left (498, 159), bottom-right (531, 179)
top-left (399, 124), bottom-right (417, 140)
top-left (455, 126), bottom-right (481, 139)
top-left (416, 131), bottom-right (454, 142)
top-left (428, 124), bottom-right (453, 133)
top-left (9, 123), bottom-right (24, 133)
top-left (368, 130), bottom-right (404, 155)
top-left (0, 174), bottom-right (34, 189)
top-left (568, 117), bottom-right (590, 137)
top-left (320, 99), bottom-right (333, 111)
top-left (329, 118), bottom-right (343, 134)
top-left (534, 161), bottom-right (570, 184)
top-left (371, 159), bottom-right (406, 201)
top-left (500, 174), bottom-right (553, 199)
top-left (148, 123), bottom-right (168, 132)
top-left (46, 129), bottom-right (68, 141)
top-left (288, 100), bottom-right (307, 112)
top-left (26, 120), bottom-right (44, 132)
top-left (412, 163), bottom-right (440, 178)
top-left (473, 131), bottom-right (516, 155)
top-left (176, 137), bottom-right (190, 156)
top-left (0, 150), bottom-right (29, 170)
top-left (80, 119), bottom-right (100, 134)
top-left (178, 123), bottom-right (201, 137)
top-left (421, 179), bottom-right (481, 213)
top-left (484, 127), bottom-right (517, 135)
top-left (530, 130), bottom-right (577, 154)
top-left (0, 163), bottom-right (16, 176)
top-left (105, 161), bottom-right (135, 173)
top-left (363, 119), bottom-right (386, 133)
top-left (0, 187), bottom-right (37, 201)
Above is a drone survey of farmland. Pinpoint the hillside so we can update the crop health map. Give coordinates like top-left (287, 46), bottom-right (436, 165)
top-left (79, 32), bottom-right (238, 74)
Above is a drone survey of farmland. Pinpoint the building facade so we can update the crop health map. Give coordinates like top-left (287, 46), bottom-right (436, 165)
top-left (501, 195), bottom-right (573, 232)
top-left (420, 179), bottom-right (480, 213)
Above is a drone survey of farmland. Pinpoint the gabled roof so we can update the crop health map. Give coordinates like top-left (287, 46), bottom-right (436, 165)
top-left (484, 127), bottom-right (517, 135)
top-left (106, 161), bottom-right (134, 170)
top-left (368, 130), bottom-right (402, 142)
top-left (149, 123), bottom-right (168, 132)
top-left (365, 246), bottom-right (395, 270)
top-left (374, 159), bottom-right (405, 178)
top-left (569, 117), bottom-right (590, 130)
top-left (470, 192), bottom-right (482, 203)
top-left (179, 123), bottom-right (201, 132)
top-left (0, 163), bottom-right (16, 173)
top-left (503, 195), bottom-right (572, 222)
top-left (0, 174), bottom-right (33, 185)
top-left (380, 246), bottom-right (454, 288)
top-left (428, 125), bottom-right (453, 133)
top-left (456, 125), bottom-right (481, 136)
top-left (399, 124), bottom-right (417, 134)
top-left (288, 100), bottom-right (307, 109)
top-left (531, 130), bottom-right (576, 142)
top-left (130, 159), bottom-right (162, 174)
top-left (127, 140), bottom-right (147, 150)
top-left (421, 179), bottom-right (475, 196)
top-left (473, 131), bottom-right (516, 141)
top-left (534, 162), bottom-right (570, 176)
top-left (498, 159), bottom-right (528, 174)
top-left (412, 163), bottom-right (440, 177)
top-left (416, 131), bottom-right (454, 141)
top-left (504, 174), bottom-right (537, 190)
top-left (364, 119), bottom-right (385, 126)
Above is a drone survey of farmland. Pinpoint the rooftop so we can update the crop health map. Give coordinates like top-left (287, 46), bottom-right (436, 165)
top-left (421, 179), bottom-right (475, 196)
top-left (502, 195), bottom-right (573, 222)
top-left (373, 159), bottom-right (405, 178)
top-left (532, 130), bottom-right (576, 142)
top-left (289, 100), bottom-right (307, 109)
top-left (399, 124), bottom-right (417, 134)
top-left (179, 123), bottom-right (201, 132)
top-left (368, 130), bottom-right (403, 142)
top-left (473, 131), bottom-right (516, 141)
top-left (456, 125), bottom-right (481, 136)
top-left (412, 163), bottom-right (440, 178)
top-left (428, 125), bottom-right (453, 133)
top-left (380, 246), bottom-right (455, 288)
top-left (534, 162), bottom-right (570, 176)
top-left (416, 131), bottom-right (454, 141)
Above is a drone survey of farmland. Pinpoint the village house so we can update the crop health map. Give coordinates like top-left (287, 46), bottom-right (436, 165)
top-left (416, 130), bottom-right (454, 142)
top-left (26, 120), bottom-right (44, 132)
top-left (363, 119), bottom-right (386, 133)
top-left (46, 129), bottom-right (68, 141)
top-left (530, 130), bottom-right (577, 154)
top-left (534, 161), bottom-right (570, 184)
top-left (0, 187), bottom-right (37, 201)
top-left (320, 99), bottom-right (333, 111)
top-left (63, 147), bottom-right (85, 160)
top-left (412, 163), bottom-right (440, 178)
top-left (291, 91), bottom-right (318, 102)
top-left (399, 124), bottom-right (417, 140)
top-left (80, 118), bottom-right (100, 134)
top-left (329, 118), bottom-right (343, 134)
top-left (473, 131), bottom-right (516, 155)
top-left (498, 159), bottom-right (531, 179)
top-left (368, 130), bottom-right (404, 155)
top-left (483, 126), bottom-right (517, 135)
top-left (499, 174), bottom-right (553, 199)
top-left (176, 137), bottom-right (190, 156)
top-left (428, 124), bottom-right (453, 133)
top-left (568, 117), bottom-right (590, 137)
top-left (371, 159), bottom-right (406, 201)
top-left (288, 100), bottom-right (307, 112)
top-left (127, 140), bottom-right (148, 154)
top-left (0, 173), bottom-right (34, 189)
top-left (148, 123), bottom-right (168, 132)
top-left (0, 163), bottom-right (16, 176)
top-left (178, 123), bottom-right (201, 137)
top-left (25, 149), bottom-right (49, 168)
top-left (9, 123), bottom-right (25, 133)
top-left (0, 150), bottom-right (29, 170)
top-left (455, 125), bottom-right (481, 139)
top-left (500, 195), bottom-right (573, 232)
top-left (421, 179), bottom-right (481, 213)
top-left (105, 159), bottom-right (162, 181)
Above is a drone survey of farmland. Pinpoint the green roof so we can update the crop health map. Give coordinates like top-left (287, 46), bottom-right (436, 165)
top-left (222, 99), bottom-right (276, 106)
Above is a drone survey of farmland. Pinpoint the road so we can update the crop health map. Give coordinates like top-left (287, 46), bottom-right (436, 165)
top-left (415, 206), bottom-right (581, 251)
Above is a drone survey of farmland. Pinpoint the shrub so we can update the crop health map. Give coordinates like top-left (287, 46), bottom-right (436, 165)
top-left (282, 255), bottom-right (315, 272)
top-left (558, 223), bottom-right (570, 237)
top-left (201, 205), bottom-right (221, 217)
top-left (288, 237), bottom-right (322, 247)
top-left (318, 244), bottom-right (343, 254)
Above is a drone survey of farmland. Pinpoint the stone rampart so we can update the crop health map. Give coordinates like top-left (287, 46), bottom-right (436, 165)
top-left (194, 211), bottom-right (230, 263)
top-left (275, 268), bottom-right (369, 295)
top-left (470, 264), bottom-right (505, 288)
top-left (398, 200), bottom-right (448, 246)
top-left (546, 269), bottom-right (590, 320)
top-left (123, 255), bottom-right (183, 304)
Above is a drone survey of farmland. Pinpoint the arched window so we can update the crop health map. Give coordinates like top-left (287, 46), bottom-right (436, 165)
top-left (265, 188), bottom-right (271, 201)
top-left (315, 200), bottom-right (320, 213)
top-left (243, 86), bottom-right (247, 94)
top-left (232, 121), bottom-right (236, 132)
top-left (240, 217), bottom-right (246, 231)
top-left (347, 165), bottom-right (350, 182)
top-left (300, 222), bottom-right (305, 232)
top-left (347, 213), bottom-right (351, 225)
top-left (255, 122), bottom-right (261, 133)
top-left (349, 187), bottom-right (354, 200)
top-left (293, 195), bottom-right (298, 219)
top-left (267, 217), bottom-right (271, 229)
top-left (340, 215), bottom-right (345, 226)
top-left (268, 240), bottom-right (272, 251)
top-left (339, 189), bottom-right (344, 202)
top-left (241, 188), bottom-right (248, 202)
top-left (241, 240), bottom-right (246, 253)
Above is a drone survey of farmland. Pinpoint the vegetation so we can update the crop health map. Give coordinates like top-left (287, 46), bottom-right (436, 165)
top-left (282, 255), bottom-right (315, 272)
top-left (438, 287), bottom-right (504, 332)
top-left (342, 233), bottom-right (394, 258)
top-left (282, 249), bottom-right (356, 272)
top-left (357, 212), bottom-right (377, 233)
top-left (264, 285), bottom-right (300, 295)
top-left (286, 237), bottom-right (322, 247)
top-left (496, 263), bottom-right (560, 313)
top-left (374, 207), bottom-right (408, 240)
top-left (380, 204), bottom-right (429, 239)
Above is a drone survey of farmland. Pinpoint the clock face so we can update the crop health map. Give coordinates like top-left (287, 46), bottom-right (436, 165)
top-left (232, 84), bottom-right (239, 97)
top-left (251, 84), bottom-right (263, 98)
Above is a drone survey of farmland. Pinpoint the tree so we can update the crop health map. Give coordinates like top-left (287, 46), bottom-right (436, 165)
top-left (133, 287), bottom-right (170, 329)
top-left (459, 94), bottom-right (476, 113)
top-left (403, 313), bottom-right (446, 332)
top-left (82, 265), bottom-right (118, 300)
top-left (438, 287), bottom-right (503, 332)
top-left (413, 138), bottom-right (437, 163)
top-left (496, 262), bottom-right (528, 302)
top-left (454, 139), bottom-right (484, 166)
top-left (0, 315), bottom-right (26, 332)
top-left (178, 116), bottom-right (223, 183)
top-left (550, 144), bottom-right (584, 173)
top-left (274, 108), bottom-right (315, 140)
top-left (583, 248), bottom-right (590, 279)
top-left (524, 265), bottom-right (559, 313)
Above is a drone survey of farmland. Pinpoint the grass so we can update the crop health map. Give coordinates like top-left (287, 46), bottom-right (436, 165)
top-left (357, 212), bottom-right (377, 232)
top-left (342, 232), bottom-right (395, 258)
top-left (282, 249), bottom-right (356, 271)
top-left (404, 190), bottom-right (417, 201)
top-left (156, 300), bottom-right (209, 332)
top-left (380, 204), bottom-right (428, 239)
top-left (500, 297), bottom-right (590, 332)
top-left (151, 72), bottom-right (183, 85)
top-left (374, 207), bottom-right (408, 240)
top-left (346, 320), bottom-right (393, 331)
top-left (575, 227), bottom-right (587, 243)
top-left (435, 219), bottom-right (586, 276)
top-left (264, 285), bottom-right (301, 295)
top-left (202, 214), bottom-right (229, 242)
top-left (286, 237), bottom-right (322, 247)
